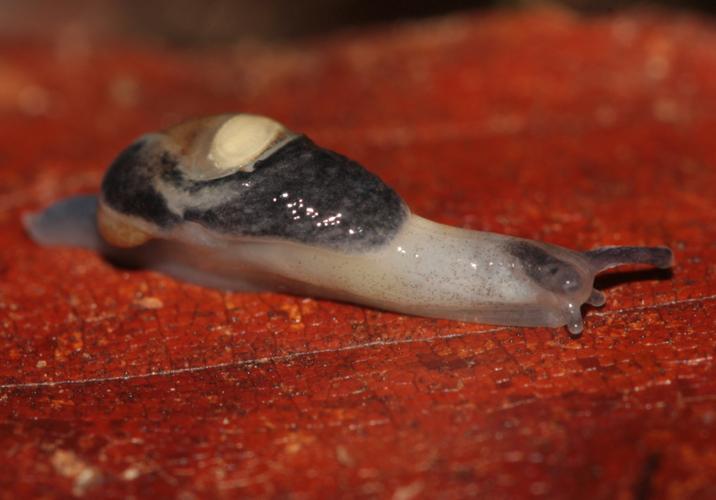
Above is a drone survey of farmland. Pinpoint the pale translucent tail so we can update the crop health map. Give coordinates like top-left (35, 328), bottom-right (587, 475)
top-left (23, 195), bottom-right (102, 250)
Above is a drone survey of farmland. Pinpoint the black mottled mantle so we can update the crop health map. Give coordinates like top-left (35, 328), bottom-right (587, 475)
top-left (101, 136), bottom-right (408, 251)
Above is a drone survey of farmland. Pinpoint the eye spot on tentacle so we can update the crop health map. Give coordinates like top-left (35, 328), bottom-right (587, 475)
top-left (587, 289), bottom-right (606, 307)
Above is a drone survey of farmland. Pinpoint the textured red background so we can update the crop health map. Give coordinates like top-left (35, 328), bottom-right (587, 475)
top-left (1, 8), bottom-right (716, 498)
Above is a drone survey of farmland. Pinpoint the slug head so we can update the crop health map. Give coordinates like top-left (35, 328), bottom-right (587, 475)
top-left (509, 240), bottom-right (673, 335)
top-left (508, 241), bottom-right (594, 334)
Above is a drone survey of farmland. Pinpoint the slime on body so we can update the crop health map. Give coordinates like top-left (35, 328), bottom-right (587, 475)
top-left (25, 114), bottom-right (674, 335)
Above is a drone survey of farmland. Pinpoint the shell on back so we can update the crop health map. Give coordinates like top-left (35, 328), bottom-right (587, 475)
top-left (97, 113), bottom-right (298, 248)
top-left (163, 113), bottom-right (298, 181)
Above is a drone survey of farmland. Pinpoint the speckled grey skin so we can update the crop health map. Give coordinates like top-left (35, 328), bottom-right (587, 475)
top-left (24, 113), bottom-right (675, 335)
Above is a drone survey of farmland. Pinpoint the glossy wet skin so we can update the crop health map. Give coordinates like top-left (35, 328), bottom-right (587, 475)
top-left (25, 114), bottom-right (675, 335)
top-left (100, 116), bottom-right (408, 250)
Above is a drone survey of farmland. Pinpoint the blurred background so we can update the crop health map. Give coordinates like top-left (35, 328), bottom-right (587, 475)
top-left (0, 0), bottom-right (714, 46)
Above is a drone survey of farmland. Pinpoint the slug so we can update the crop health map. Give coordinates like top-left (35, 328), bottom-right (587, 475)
top-left (24, 113), bottom-right (674, 334)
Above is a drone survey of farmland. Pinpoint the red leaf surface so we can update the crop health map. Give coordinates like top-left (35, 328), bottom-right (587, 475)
top-left (1, 8), bottom-right (715, 498)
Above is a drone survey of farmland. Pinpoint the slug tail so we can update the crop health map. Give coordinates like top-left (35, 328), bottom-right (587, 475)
top-left (23, 195), bottom-right (103, 250)
top-left (583, 246), bottom-right (674, 273)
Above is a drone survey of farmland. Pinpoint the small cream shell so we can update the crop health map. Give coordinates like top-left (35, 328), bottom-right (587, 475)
top-left (166, 114), bottom-right (295, 181)
top-left (208, 114), bottom-right (286, 173)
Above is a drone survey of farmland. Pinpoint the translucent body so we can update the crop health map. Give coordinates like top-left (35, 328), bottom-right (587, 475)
top-left (25, 195), bottom-right (673, 335)
top-left (24, 113), bottom-right (674, 335)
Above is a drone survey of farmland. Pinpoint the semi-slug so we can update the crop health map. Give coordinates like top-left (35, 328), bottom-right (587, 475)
top-left (25, 114), bottom-right (674, 334)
